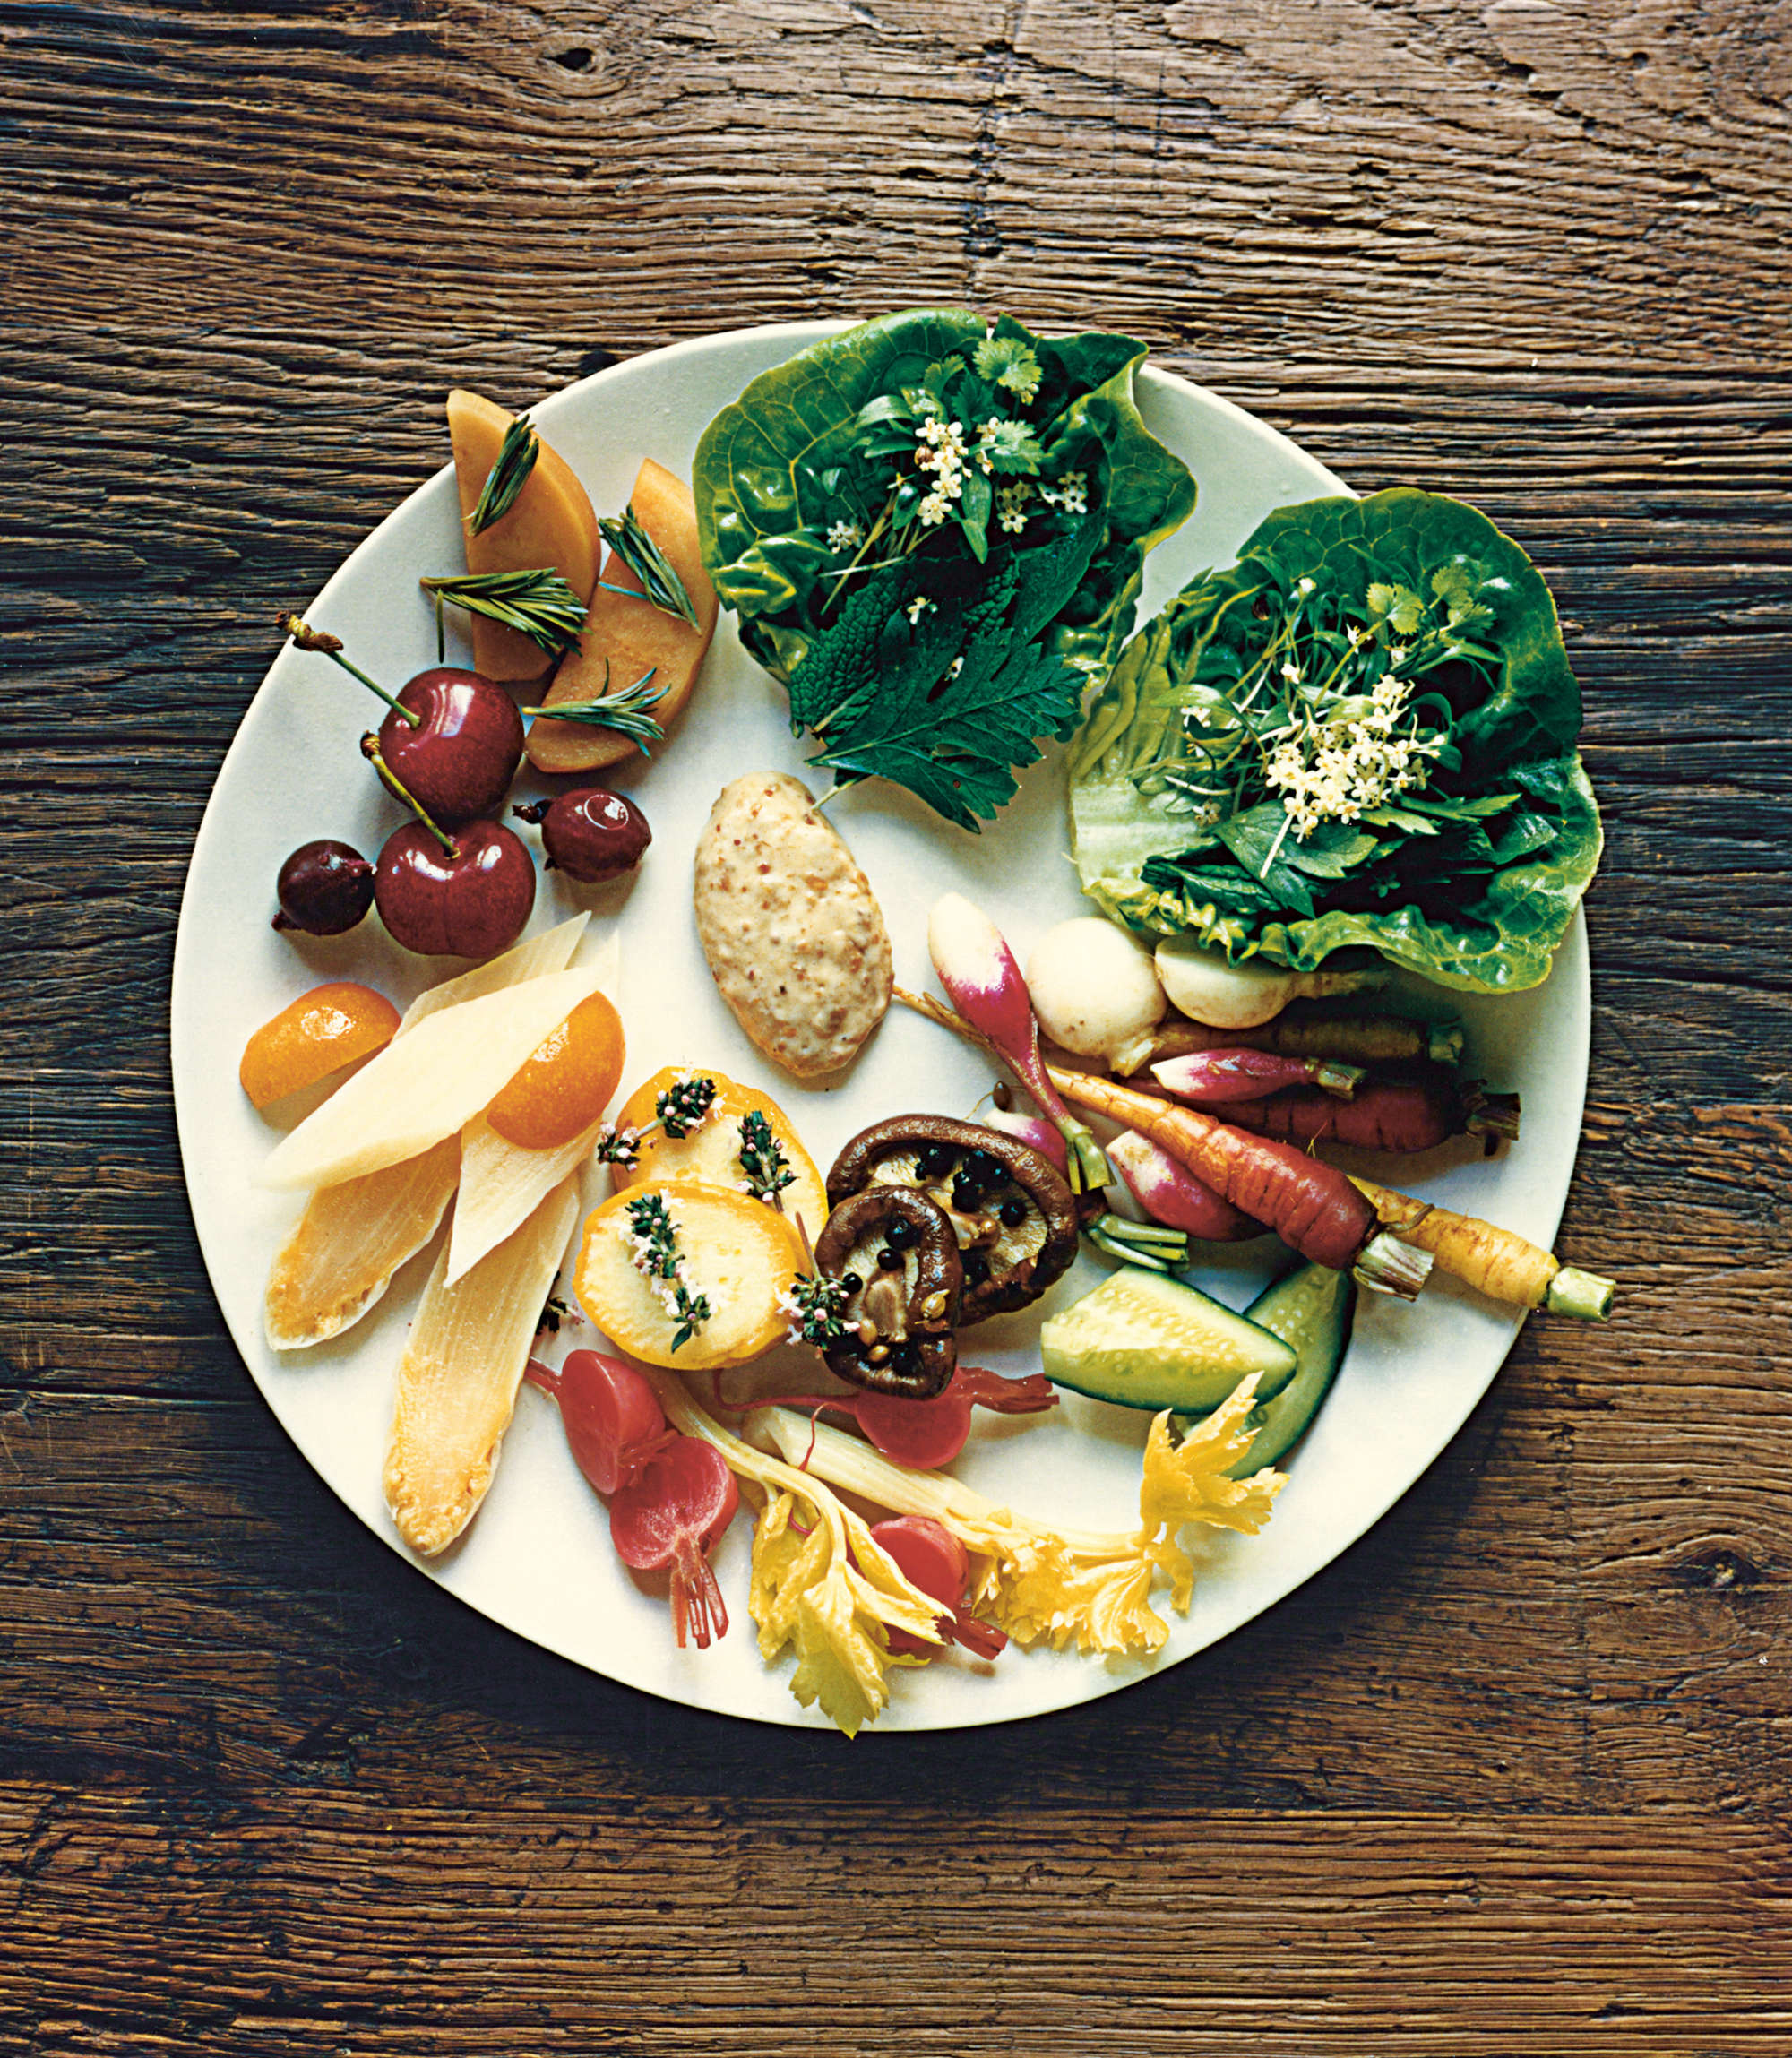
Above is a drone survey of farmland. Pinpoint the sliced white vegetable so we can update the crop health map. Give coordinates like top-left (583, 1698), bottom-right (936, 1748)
top-left (448, 1112), bottom-right (609, 1286)
top-left (394, 912), bottom-right (590, 1037)
top-left (1153, 936), bottom-right (1381, 1030)
top-left (263, 1136), bottom-right (461, 1350)
top-left (260, 966), bottom-right (607, 1192)
top-left (1024, 917), bottom-right (1166, 1063)
top-left (383, 1175), bottom-right (580, 1557)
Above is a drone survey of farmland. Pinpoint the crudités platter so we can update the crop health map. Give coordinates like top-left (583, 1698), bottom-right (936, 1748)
top-left (172, 321), bottom-right (1590, 1732)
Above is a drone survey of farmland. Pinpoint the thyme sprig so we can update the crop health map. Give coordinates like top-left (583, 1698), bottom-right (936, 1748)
top-left (737, 1110), bottom-right (795, 1210)
top-left (624, 1193), bottom-right (712, 1353)
top-left (521, 664), bottom-right (666, 753)
top-left (466, 415), bottom-right (540, 535)
top-left (590, 1072), bottom-right (719, 1173)
top-left (778, 1269), bottom-right (852, 1348)
top-left (599, 505), bottom-right (699, 626)
top-left (419, 568), bottom-right (588, 655)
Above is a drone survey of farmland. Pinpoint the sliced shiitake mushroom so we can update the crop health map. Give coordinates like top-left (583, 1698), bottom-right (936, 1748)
top-left (827, 1115), bottom-right (1080, 1325)
top-left (812, 1186), bottom-right (961, 1399)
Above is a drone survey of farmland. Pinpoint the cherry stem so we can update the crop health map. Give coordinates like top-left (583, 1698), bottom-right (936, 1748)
top-left (359, 734), bottom-right (459, 857)
top-left (279, 612), bottom-right (421, 727)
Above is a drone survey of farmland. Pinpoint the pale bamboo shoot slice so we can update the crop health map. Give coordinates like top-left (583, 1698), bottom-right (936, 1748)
top-left (263, 1138), bottom-right (461, 1350)
top-left (395, 913), bottom-right (590, 1038)
top-left (261, 967), bottom-right (606, 1192)
top-left (447, 1112), bottom-right (609, 1286)
top-left (383, 1176), bottom-right (580, 1557)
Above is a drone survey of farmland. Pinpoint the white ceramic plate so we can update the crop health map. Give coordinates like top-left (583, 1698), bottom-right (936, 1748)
top-left (172, 323), bottom-right (1589, 1732)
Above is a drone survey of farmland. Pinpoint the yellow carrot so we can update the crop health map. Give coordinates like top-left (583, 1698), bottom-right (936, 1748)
top-left (1348, 1176), bottom-right (1614, 1320)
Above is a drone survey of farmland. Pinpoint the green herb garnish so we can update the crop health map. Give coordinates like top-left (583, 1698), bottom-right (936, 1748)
top-left (419, 568), bottom-right (587, 655)
top-left (466, 414), bottom-right (540, 535)
top-left (737, 1110), bottom-right (795, 1210)
top-left (521, 665), bottom-right (666, 753)
top-left (656, 1072), bottom-right (717, 1140)
top-left (624, 1192), bottom-right (712, 1353)
top-left (599, 505), bottom-right (699, 625)
top-left (779, 1269), bottom-right (851, 1348)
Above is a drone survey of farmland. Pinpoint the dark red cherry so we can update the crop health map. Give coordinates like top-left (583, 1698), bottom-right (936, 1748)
top-left (376, 669), bottom-right (525, 827)
top-left (272, 839), bottom-right (375, 934)
top-left (513, 787), bottom-right (651, 883)
top-left (375, 819), bottom-right (535, 959)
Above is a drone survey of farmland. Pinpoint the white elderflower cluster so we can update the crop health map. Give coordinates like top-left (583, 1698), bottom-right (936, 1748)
top-left (996, 482), bottom-right (1030, 534)
top-left (1263, 675), bottom-right (1442, 838)
top-left (914, 414), bottom-right (969, 525)
top-left (826, 519), bottom-right (864, 553)
top-left (1038, 470), bottom-right (1088, 515)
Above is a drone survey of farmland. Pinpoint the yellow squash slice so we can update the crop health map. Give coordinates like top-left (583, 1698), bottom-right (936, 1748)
top-left (384, 1176), bottom-right (581, 1557)
top-left (263, 1137), bottom-right (461, 1351)
top-left (612, 1064), bottom-right (828, 1237)
top-left (261, 966), bottom-right (607, 1193)
top-left (573, 1180), bottom-right (801, 1371)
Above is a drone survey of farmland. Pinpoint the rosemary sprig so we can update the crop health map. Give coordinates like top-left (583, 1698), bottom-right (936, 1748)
top-left (624, 1192), bottom-right (712, 1353)
top-left (521, 664), bottom-right (666, 753)
top-left (466, 414), bottom-right (540, 535)
top-left (599, 505), bottom-right (699, 626)
top-left (419, 569), bottom-right (587, 656)
top-left (737, 1110), bottom-right (795, 1210)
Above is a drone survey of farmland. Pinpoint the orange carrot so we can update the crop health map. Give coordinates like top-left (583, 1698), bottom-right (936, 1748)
top-left (1348, 1177), bottom-right (1614, 1320)
top-left (1047, 1066), bottom-right (1425, 1292)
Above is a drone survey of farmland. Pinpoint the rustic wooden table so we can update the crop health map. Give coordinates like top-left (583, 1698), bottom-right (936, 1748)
top-left (7, 1), bottom-right (1790, 2051)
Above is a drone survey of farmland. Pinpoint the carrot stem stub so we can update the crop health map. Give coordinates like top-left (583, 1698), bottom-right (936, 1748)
top-left (1348, 1176), bottom-right (1615, 1321)
top-left (1047, 1064), bottom-right (1428, 1296)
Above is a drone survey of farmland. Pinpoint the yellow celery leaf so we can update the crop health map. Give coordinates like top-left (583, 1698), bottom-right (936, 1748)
top-left (1139, 1382), bottom-right (1287, 1611)
top-left (977, 1536), bottom-right (1167, 1658)
top-left (638, 1373), bottom-right (943, 1737)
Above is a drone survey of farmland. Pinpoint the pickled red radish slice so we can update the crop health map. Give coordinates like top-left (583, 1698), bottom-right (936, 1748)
top-left (239, 981), bottom-right (401, 1110)
top-left (485, 990), bottom-right (625, 1150)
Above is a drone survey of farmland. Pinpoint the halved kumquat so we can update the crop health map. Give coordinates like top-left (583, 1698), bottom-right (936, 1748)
top-left (485, 990), bottom-right (625, 1151)
top-left (240, 982), bottom-right (402, 1111)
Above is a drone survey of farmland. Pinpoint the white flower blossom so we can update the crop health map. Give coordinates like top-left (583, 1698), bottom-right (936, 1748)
top-left (906, 596), bottom-right (936, 624)
top-left (826, 519), bottom-right (864, 553)
top-left (995, 482), bottom-right (1030, 534)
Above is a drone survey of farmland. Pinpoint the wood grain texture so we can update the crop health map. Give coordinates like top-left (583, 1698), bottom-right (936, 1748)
top-left (4, 0), bottom-right (1792, 2050)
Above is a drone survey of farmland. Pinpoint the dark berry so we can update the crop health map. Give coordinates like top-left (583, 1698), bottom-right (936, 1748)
top-left (272, 839), bottom-right (375, 935)
top-left (961, 1150), bottom-right (1005, 1190)
top-left (916, 1141), bottom-right (957, 1181)
top-left (514, 786), bottom-right (651, 883)
top-left (883, 1216), bottom-right (919, 1251)
top-left (998, 1195), bottom-right (1030, 1228)
top-left (961, 1251), bottom-right (991, 1287)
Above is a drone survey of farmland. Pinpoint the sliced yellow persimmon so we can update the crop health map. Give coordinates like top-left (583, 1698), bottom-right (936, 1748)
top-left (525, 459), bottom-right (720, 774)
top-left (240, 982), bottom-right (401, 1111)
top-left (264, 1137), bottom-right (461, 1349)
top-left (384, 1176), bottom-right (581, 1557)
top-left (448, 390), bottom-right (601, 684)
top-left (573, 1180), bottom-right (800, 1371)
top-left (485, 990), bottom-right (625, 1151)
top-left (613, 1064), bottom-right (828, 1237)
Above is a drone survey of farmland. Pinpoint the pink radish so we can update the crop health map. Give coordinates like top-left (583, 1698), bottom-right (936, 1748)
top-left (717, 1365), bottom-right (1058, 1472)
top-left (1150, 1049), bottom-right (1364, 1106)
top-left (870, 1516), bottom-right (1007, 1662)
top-left (526, 1350), bottom-right (674, 1495)
top-left (927, 893), bottom-right (1109, 1194)
top-left (608, 1437), bottom-right (740, 1650)
top-left (979, 1105), bottom-right (1070, 1174)
top-left (1106, 1129), bottom-right (1264, 1244)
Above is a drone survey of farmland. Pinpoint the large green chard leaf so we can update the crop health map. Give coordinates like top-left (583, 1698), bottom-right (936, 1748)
top-left (1069, 491), bottom-right (1600, 993)
top-left (692, 309), bottom-right (1195, 826)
